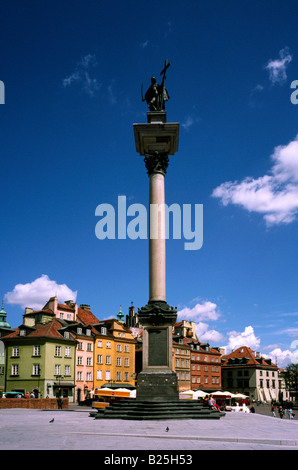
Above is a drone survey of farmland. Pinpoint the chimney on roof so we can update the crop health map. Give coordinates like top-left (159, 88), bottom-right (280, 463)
top-left (24, 308), bottom-right (34, 315)
top-left (80, 304), bottom-right (91, 311)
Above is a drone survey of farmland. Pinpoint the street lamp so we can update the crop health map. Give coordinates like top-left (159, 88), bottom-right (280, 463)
top-left (56, 375), bottom-right (64, 397)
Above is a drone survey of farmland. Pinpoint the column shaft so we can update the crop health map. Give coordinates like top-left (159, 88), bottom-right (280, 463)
top-left (149, 172), bottom-right (166, 302)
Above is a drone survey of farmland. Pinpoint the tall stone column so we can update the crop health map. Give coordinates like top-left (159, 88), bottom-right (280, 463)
top-left (149, 167), bottom-right (166, 302)
top-left (133, 111), bottom-right (180, 401)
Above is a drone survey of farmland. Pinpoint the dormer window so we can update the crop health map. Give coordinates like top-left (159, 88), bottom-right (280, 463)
top-left (101, 327), bottom-right (107, 335)
top-left (77, 327), bottom-right (82, 335)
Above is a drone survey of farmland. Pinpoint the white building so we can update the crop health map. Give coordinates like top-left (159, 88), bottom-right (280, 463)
top-left (221, 346), bottom-right (289, 403)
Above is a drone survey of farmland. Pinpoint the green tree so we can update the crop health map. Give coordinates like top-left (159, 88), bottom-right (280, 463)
top-left (283, 363), bottom-right (298, 403)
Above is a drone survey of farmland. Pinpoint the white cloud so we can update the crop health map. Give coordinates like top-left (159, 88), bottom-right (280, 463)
top-left (4, 274), bottom-right (77, 310)
top-left (63, 54), bottom-right (100, 96)
top-left (195, 322), bottom-right (225, 343)
top-left (264, 347), bottom-right (298, 368)
top-left (181, 116), bottom-right (194, 130)
top-left (177, 301), bottom-right (221, 322)
top-left (265, 47), bottom-right (292, 85)
top-left (212, 135), bottom-right (298, 225)
top-left (140, 40), bottom-right (149, 49)
top-left (177, 301), bottom-right (224, 345)
top-left (224, 326), bottom-right (261, 354)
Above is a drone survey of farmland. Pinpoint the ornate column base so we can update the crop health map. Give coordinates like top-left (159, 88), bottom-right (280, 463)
top-left (136, 301), bottom-right (179, 402)
top-left (136, 371), bottom-right (178, 402)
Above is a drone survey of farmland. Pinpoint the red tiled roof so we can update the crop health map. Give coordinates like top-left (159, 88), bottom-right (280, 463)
top-left (2, 319), bottom-right (75, 340)
top-left (24, 309), bottom-right (55, 316)
top-left (222, 346), bottom-right (277, 367)
top-left (76, 307), bottom-right (100, 325)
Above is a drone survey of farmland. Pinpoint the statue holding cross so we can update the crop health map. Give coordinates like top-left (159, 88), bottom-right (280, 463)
top-left (142, 60), bottom-right (170, 111)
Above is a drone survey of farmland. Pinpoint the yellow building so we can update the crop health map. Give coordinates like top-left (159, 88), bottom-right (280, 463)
top-left (93, 318), bottom-right (136, 390)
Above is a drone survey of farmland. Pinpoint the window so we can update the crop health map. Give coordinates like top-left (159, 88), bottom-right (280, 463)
top-left (106, 342), bottom-right (111, 349)
top-left (106, 355), bottom-right (111, 365)
top-left (101, 327), bottom-right (107, 335)
top-left (97, 354), bottom-right (103, 364)
top-left (116, 371), bottom-right (121, 381)
top-left (65, 347), bottom-right (71, 357)
top-left (97, 340), bottom-right (102, 348)
top-left (77, 327), bottom-right (82, 335)
top-left (65, 365), bottom-right (70, 376)
top-left (97, 370), bottom-right (102, 380)
top-left (33, 345), bottom-right (40, 356)
top-left (86, 329), bottom-right (91, 336)
top-left (64, 331), bottom-right (70, 339)
top-left (124, 358), bottom-right (129, 367)
top-left (11, 364), bottom-right (19, 375)
top-left (32, 364), bottom-right (40, 376)
top-left (87, 357), bottom-right (92, 366)
top-left (124, 372), bottom-right (129, 382)
top-left (12, 347), bottom-right (19, 357)
top-left (105, 370), bottom-right (111, 380)
top-left (77, 342), bottom-right (83, 350)
top-left (77, 371), bottom-right (83, 381)
top-left (87, 343), bottom-right (92, 351)
top-left (86, 372), bottom-right (92, 381)
top-left (55, 365), bottom-right (61, 375)
top-left (55, 346), bottom-right (62, 357)
top-left (77, 356), bottom-right (83, 365)
top-left (117, 344), bottom-right (121, 352)
top-left (116, 357), bottom-right (121, 366)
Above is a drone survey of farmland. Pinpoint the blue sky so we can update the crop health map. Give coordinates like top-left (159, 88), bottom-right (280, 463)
top-left (1, 0), bottom-right (298, 367)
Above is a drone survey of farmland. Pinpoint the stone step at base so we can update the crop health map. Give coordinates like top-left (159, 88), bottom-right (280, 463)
top-left (89, 400), bottom-right (225, 421)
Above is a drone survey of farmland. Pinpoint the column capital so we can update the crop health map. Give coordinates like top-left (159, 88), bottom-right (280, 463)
top-left (138, 300), bottom-right (177, 326)
top-left (144, 151), bottom-right (169, 176)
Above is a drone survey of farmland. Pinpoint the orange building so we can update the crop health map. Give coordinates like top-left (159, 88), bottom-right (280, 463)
top-left (92, 318), bottom-right (136, 390)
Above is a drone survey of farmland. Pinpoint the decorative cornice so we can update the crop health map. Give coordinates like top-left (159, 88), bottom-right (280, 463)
top-left (138, 301), bottom-right (177, 326)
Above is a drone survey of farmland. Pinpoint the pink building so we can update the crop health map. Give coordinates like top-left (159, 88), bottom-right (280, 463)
top-left (43, 297), bottom-right (99, 402)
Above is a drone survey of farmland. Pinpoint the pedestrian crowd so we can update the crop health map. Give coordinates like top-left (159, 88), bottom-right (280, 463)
top-left (271, 403), bottom-right (295, 419)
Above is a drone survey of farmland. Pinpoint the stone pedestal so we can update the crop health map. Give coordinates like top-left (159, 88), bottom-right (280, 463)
top-left (134, 111), bottom-right (179, 402)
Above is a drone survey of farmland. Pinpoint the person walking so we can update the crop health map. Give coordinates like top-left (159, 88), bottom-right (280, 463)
top-left (57, 396), bottom-right (63, 409)
top-left (278, 405), bottom-right (284, 419)
top-left (271, 404), bottom-right (276, 417)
